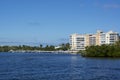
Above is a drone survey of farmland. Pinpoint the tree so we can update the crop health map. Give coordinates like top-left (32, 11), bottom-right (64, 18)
top-left (80, 42), bottom-right (120, 57)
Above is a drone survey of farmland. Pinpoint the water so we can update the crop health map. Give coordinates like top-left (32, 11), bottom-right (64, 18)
top-left (0, 52), bottom-right (120, 80)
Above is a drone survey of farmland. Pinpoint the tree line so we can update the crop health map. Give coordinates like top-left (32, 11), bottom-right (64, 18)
top-left (80, 41), bottom-right (120, 57)
top-left (0, 43), bottom-right (70, 52)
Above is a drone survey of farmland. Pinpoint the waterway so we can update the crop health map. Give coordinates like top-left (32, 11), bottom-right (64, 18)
top-left (0, 52), bottom-right (120, 80)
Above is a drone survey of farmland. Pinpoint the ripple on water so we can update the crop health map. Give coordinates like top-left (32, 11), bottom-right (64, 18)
top-left (0, 52), bottom-right (120, 80)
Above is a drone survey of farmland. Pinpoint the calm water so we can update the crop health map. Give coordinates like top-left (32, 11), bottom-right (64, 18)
top-left (0, 52), bottom-right (120, 80)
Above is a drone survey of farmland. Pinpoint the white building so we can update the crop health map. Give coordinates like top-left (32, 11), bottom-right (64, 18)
top-left (70, 34), bottom-right (86, 51)
top-left (70, 30), bottom-right (119, 51)
top-left (105, 31), bottom-right (119, 44)
top-left (97, 30), bottom-right (119, 45)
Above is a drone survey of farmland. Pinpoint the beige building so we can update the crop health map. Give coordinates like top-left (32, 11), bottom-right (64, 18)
top-left (70, 34), bottom-right (86, 51)
top-left (70, 30), bottom-right (119, 51)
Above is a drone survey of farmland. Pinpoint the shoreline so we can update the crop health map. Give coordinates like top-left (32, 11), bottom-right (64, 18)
top-left (8, 50), bottom-right (78, 54)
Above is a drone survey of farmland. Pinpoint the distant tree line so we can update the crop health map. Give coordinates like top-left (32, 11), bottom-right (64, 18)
top-left (0, 43), bottom-right (70, 52)
top-left (80, 41), bottom-right (120, 57)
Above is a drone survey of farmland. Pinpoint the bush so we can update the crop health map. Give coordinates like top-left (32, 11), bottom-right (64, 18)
top-left (80, 41), bottom-right (120, 57)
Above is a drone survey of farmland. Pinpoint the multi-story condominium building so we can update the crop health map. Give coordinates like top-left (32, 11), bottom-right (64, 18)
top-left (70, 34), bottom-right (86, 51)
top-left (70, 30), bottom-right (119, 51)
top-left (106, 31), bottom-right (119, 44)
top-left (86, 34), bottom-right (96, 46)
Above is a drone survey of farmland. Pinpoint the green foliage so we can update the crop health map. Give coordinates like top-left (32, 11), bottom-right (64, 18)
top-left (80, 41), bottom-right (120, 57)
top-left (0, 43), bottom-right (70, 52)
top-left (44, 45), bottom-right (55, 51)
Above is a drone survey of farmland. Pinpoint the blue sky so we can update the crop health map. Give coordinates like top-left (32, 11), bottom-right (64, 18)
top-left (0, 0), bottom-right (120, 46)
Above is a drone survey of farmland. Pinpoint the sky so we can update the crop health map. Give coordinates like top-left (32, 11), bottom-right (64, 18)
top-left (0, 0), bottom-right (120, 46)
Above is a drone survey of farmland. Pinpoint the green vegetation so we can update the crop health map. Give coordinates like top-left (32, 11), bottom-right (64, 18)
top-left (0, 43), bottom-right (70, 52)
top-left (55, 43), bottom-right (70, 51)
top-left (80, 41), bottom-right (120, 57)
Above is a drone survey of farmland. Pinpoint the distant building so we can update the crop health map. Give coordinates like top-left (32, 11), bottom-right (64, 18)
top-left (70, 30), bottom-right (119, 51)
top-left (55, 46), bottom-right (62, 49)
